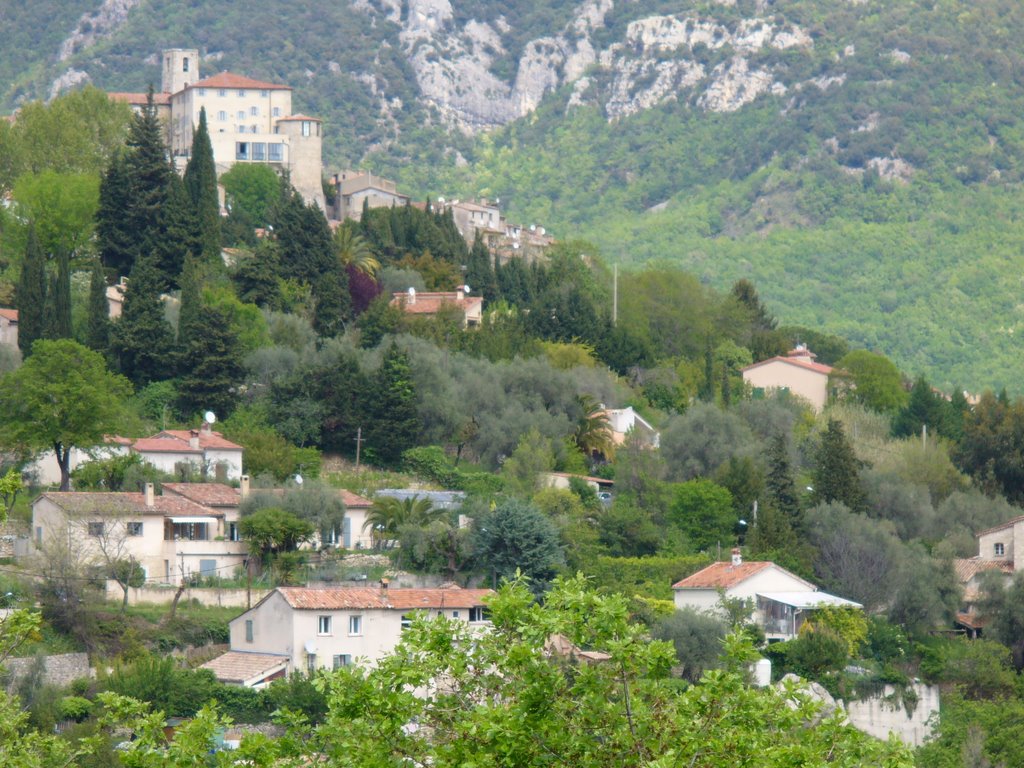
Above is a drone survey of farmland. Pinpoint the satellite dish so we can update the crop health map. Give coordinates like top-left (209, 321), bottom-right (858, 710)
top-left (304, 639), bottom-right (317, 654)
top-left (295, 474), bottom-right (304, 486)
top-left (204, 411), bottom-right (216, 424)
top-left (463, 284), bottom-right (471, 294)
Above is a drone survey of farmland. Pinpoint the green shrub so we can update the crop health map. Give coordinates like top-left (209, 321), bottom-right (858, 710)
top-left (58, 696), bottom-right (92, 722)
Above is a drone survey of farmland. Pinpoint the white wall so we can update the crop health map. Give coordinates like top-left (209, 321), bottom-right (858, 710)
top-left (844, 682), bottom-right (939, 748)
top-left (743, 361), bottom-right (829, 412)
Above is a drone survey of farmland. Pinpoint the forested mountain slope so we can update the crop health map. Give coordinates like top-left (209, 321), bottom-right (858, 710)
top-left (7, 0), bottom-right (1024, 388)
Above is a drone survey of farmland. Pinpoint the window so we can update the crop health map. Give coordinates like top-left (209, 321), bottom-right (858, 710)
top-left (238, 90), bottom-right (246, 97)
top-left (301, 120), bottom-right (312, 137)
top-left (250, 106), bottom-right (258, 116)
top-left (469, 607), bottom-right (487, 623)
top-left (261, 89), bottom-right (270, 98)
top-left (127, 522), bottom-right (143, 536)
top-left (995, 542), bottom-right (1005, 556)
top-left (183, 57), bottom-right (190, 72)
top-left (452, 610), bottom-right (460, 619)
top-left (307, 653), bottom-right (317, 671)
top-left (272, 106), bottom-right (281, 117)
top-left (401, 614), bottom-right (413, 631)
top-left (218, 89), bottom-right (227, 97)
top-left (237, 125), bottom-right (247, 134)
top-left (333, 654), bottom-right (351, 669)
top-left (198, 88), bottom-right (205, 96)
top-left (36, 526), bottom-right (42, 546)
top-left (228, 522), bottom-right (240, 541)
top-left (217, 110), bottom-right (227, 121)
top-left (245, 620), bottom-right (253, 642)
top-left (318, 615), bottom-right (332, 635)
top-left (348, 615), bottom-right (362, 635)
top-left (237, 110), bottom-right (246, 121)
top-left (88, 522), bottom-right (104, 537)
top-left (251, 124), bottom-right (258, 134)
top-left (236, 142), bottom-right (249, 160)
top-left (199, 559), bottom-right (217, 577)
top-left (165, 521), bottom-right (209, 541)
top-left (268, 143), bottom-right (284, 162)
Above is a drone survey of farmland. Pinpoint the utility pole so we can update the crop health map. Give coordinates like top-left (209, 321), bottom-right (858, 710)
top-left (612, 263), bottom-right (618, 327)
top-left (354, 426), bottom-right (364, 472)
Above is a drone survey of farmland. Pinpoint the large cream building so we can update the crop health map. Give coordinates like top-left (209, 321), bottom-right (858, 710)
top-left (111, 48), bottom-right (324, 208)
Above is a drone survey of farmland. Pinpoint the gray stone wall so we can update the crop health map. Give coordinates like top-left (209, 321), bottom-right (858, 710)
top-left (3, 652), bottom-right (93, 690)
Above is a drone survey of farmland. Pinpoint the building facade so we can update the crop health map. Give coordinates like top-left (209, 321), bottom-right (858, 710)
top-left (741, 346), bottom-right (834, 412)
top-left (330, 170), bottom-right (410, 222)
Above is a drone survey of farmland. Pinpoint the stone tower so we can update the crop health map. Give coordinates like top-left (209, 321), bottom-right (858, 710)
top-left (162, 48), bottom-right (199, 95)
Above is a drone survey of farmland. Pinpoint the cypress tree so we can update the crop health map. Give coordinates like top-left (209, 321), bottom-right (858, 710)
top-left (466, 233), bottom-right (498, 303)
top-left (365, 342), bottom-right (419, 465)
top-left (96, 152), bottom-right (135, 277)
top-left (16, 223), bottom-right (46, 357)
top-left (183, 107), bottom-right (221, 263)
top-left (110, 254), bottom-right (175, 387)
top-left (177, 303), bottom-right (244, 420)
top-left (155, 173), bottom-right (200, 290)
top-left (312, 262), bottom-right (350, 340)
top-left (765, 434), bottom-right (801, 523)
top-left (44, 250), bottom-right (72, 340)
top-left (811, 419), bottom-right (865, 512)
top-left (176, 253), bottom-right (205, 359)
top-left (124, 88), bottom-right (171, 268)
top-left (86, 260), bottom-right (110, 353)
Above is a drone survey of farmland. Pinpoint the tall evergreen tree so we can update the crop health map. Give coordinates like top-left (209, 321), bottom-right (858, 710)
top-left (16, 224), bottom-right (46, 358)
top-left (183, 107), bottom-right (221, 263)
top-left (466, 233), bottom-right (499, 303)
top-left (176, 253), bottom-right (205, 358)
top-left (365, 342), bottom-right (419, 465)
top-left (154, 173), bottom-right (200, 289)
top-left (892, 376), bottom-right (949, 439)
top-left (86, 259), bottom-right (110, 353)
top-left (124, 89), bottom-right (171, 269)
top-left (43, 250), bottom-right (72, 340)
top-left (765, 434), bottom-right (801, 522)
top-left (811, 419), bottom-right (865, 512)
top-left (96, 152), bottom-right (135, 276)
top-left (177, 303), bottom-right (244, 420)
top-left (110, 254), bottom-right (175, 387)
top-left (312, 263), bottom-right (350, 340)
top-left (273, 192), bottom-right (334, 283)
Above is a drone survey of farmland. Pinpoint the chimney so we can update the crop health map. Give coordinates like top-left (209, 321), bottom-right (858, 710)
top-left (240, 474), bottom-right (250, 499)
top-left (456, 287), bottom-right (464, 301)
top-left (189, 429), bottom-right (200, 450)
top-left (200, 420), bottom-right (212, 435)
top-left (144, 483), bottom-right (155, 508)
top-left (731, 547), bottom-right (742, 567)
top-left (380, 577), bottom-right (390, 592)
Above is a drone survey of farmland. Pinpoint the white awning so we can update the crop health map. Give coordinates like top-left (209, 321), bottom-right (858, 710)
top-left (168, 516), bottom-right (219, 524)
top-left (756, 591), bottom-right (862, 610)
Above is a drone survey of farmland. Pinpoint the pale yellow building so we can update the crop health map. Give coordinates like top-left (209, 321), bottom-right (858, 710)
top-left (110, 48), bottom-right (324, 208)
top-left (741, 345), bottom-right (834, 412)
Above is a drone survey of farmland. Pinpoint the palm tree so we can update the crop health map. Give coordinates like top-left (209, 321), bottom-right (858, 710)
top-left (362, 495), bottom-right (442, 549)
top-left (574, 393), bottom-right (615, 460)
top-left (334, 224), bottom-right (380, 278)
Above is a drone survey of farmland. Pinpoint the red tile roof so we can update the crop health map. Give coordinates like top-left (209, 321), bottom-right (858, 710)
top-left (975, 515), bottom-right (1024, 537)
top-left (742, 356), bottom-right (833, 376)
top-left (133, 429), bottom-right (242, 454)
top-left (108, 91), bottom-right (171, 105)
top-left (189, 73), bottom-right (291, 91)
top-left (390, 292), bottom-right (483, 316)
top-left (953, 557), bottom-right (1015, 583)
top-left (200, 651), bottom-right (289, 684)
top-left (673, 561), bottom-right (775, 589)
top-left (38, 491), bottom-right (219, 517)
top-left (0, 308), bottom-right (18, 322)
top-left (163, 483), bottom-right (240, 507)
top-left (276, 586), bottom-right (493, 610)
top-left (339, 490), bottom-right (373, 508)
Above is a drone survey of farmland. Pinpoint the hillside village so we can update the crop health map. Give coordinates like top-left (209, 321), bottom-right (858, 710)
top-left (4, 43), bottom-right (1024, 768)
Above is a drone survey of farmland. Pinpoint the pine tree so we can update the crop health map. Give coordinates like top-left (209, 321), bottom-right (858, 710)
top-left (176, 253), bottom-right (205, 358)
top-left (43, 250), bottom-right (72, 340)
top-left (466, 233), bottom-right (499, 303)
top-left (365, 342), bottom-right (419, 465)
top-left (233, 241), bottom-right (281, 307)
top-left (765, 434), bottom-right (801, 522)
top-left (274, 191), bottom-right (334, 283)
top-left (96, 152), bottom-right (136, 277)
top-left (16, 223), bottom-right (47, 357)
top-left (124, 88), bottom-right (171, 269)
top-left (892, 376), bottom-right (947, 439)
top-left (110, 254), bottom-right (175, 387)
top-left (183, 107), bottom-right (221, 263)
top-left (86, 260), bottom-right (110, 353)
top-left (177, 303), bottom-right (244, 420)
top-left (312, 263), bottom-right (350, 340)
top-left (811, 419), bottom-right (865, 512)
top-left (154, 173), bottom-right (200, 290)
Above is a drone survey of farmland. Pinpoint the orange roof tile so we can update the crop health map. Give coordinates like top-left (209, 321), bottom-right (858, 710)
top-left (276, 113), bottom-right (320, 121)
top-left (108, 91), bottom-right (171, 105)
top-left (200, 651), bottom-right (289, 684)
top-left (132, 429), bottom-right (242, 454)
top-left (953, 557), bottom-right (1014, 583)
top-left (189, 73), bottom-right (291, 91)
top-left (38, 491), bottom-right (220, 518)
top-left (390, 292), bottom-right (483, 316)
top-left (975, 515), bottom-right (1024, 537)
top-left (163, 483), bottom-right (240, 507)
top-left (742, 356), bottom-right (833, 376)
top-left (0, 308), bottom-right (17, 322)
top-left (276, 586), bottom-right (492, 611)
top-left (673, 561), bottom-right (775, 589)
top-left (339, 490), bottom-right (373, 508)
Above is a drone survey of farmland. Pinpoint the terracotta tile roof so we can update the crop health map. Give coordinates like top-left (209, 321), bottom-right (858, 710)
top-left (390, 292), bottom-right (483, 316)
top-left (37, 491), bottom-right (219, 517)
top-left (200, 651), bottom-right (289, 684)
top-left (975, 515), bottom-right (1024, 537)
top-left (133, 429), bottom-right (242, 454)
top-left (742, 356), bottom-right (833, 376)
top-left (953, 557), bottom-right (1015, 583)
top-left (0, 308), bottom-right (18, 322)
top-left (339, 490), bottom-right (373, 508)
top-left (275, 113), bottom-right (320, 121)
top-left (673, 561), bottom-right (775, 589)
top-left (163, 483), bottom-right (240, 508)
top-left (189, 73), bottom-right (291, 91)
top-left (956, 611), bottom-right (986, 630)
top-left (276, 586), bottom-right (493, 610)
top-left (108, 91), bottom-right (171, 105)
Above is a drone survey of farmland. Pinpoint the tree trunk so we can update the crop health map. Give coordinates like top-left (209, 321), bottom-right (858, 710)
top-left (168, 581), bottom-right (187, 620)
top-left (120, 580), bottom-right (130, 612)
top-left (55, 442), bottom-right (71, 492)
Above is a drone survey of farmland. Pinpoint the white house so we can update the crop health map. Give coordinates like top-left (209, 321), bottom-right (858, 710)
top-left (741, 345), bottom-right (834, 412)
top-left (30, 482), bottom-right (248, 584)
top-left (673, 550), bottom-right (861, 640)
top-left (202, 584), bottom-right (493, 686)
top-left (132, 423), bottom-right (243, 481)
top-left (602, 406), bottom-right (659, 449)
